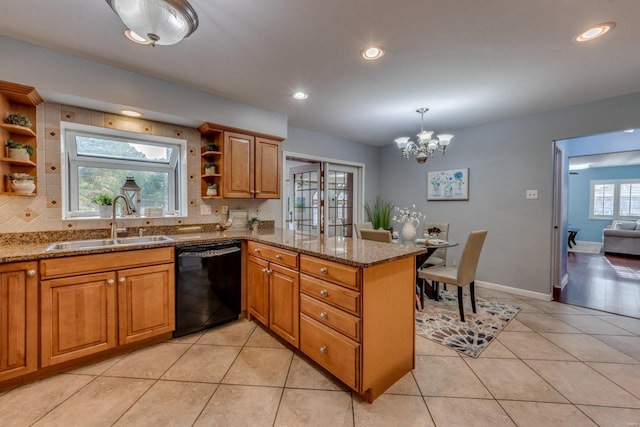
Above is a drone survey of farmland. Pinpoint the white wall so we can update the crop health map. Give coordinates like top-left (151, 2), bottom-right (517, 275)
top-left (379, 92), bottom-right (640, 296)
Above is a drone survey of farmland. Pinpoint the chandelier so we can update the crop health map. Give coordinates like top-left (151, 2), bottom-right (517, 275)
top-left (394, 108), bottom-right (453, 164)
top-left (106, 0), bottom-right (199, 46)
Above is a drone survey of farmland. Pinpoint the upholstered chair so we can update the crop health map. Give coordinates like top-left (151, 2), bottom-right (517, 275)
top-left (359, 228), bottom-right (392, 243)
top-left (421, 222), bottom-right (449, 267)
top-left (354, 221), bottom-right (373, 238)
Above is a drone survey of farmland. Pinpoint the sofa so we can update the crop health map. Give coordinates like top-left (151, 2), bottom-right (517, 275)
top-left (602, 220), bottom-right (640, 256)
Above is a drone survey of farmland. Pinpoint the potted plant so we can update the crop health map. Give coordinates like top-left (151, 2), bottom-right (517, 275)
top-left (364, 195), bottom-right (394, 231)
top-left (4, 113), bottom-right (32, 129)
top-left (205, 143), bottom-right (218, 152)
top-left (90, 192), bottom-right (114, 218)
top-left (206, 183), bottom-right (218, 196)
top-left (204, 162), bottom-right (216, 175)
top-left (8, 173), bottom-right (36, 195)
top-left (6, 139), bottom-right (35, 161)
top-left (249, 216), bottom-right (260, 232)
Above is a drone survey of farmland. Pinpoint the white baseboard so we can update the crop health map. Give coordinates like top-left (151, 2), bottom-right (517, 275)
top-left (476, 280), bottom-right (552, 301)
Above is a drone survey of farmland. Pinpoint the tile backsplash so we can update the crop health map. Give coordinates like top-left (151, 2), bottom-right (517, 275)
top-left (0, 102), bottom-right (275, 234)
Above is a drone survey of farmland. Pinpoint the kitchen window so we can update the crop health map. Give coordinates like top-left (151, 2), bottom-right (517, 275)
top-left (61, 122), bottom-right (188, 219)
top-left (590, 179), bottom-right (640, 220)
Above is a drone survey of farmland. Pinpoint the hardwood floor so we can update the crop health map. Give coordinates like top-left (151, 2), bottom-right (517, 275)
top-left (559, 251), bottom-right (640, 318)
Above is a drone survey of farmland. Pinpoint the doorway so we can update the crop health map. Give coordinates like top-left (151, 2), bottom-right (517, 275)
top-left (283, 153), bottom-right (364, 237)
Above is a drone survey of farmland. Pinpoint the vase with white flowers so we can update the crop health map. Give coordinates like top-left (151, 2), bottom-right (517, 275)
top-left (393, 204), bottom-right (424, 242)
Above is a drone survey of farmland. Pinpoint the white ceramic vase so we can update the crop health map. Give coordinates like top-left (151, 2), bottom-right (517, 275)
top-left (8, 148), bottom-right (29, 161)
top-left (206, 188), bottom-right (218, 196)
top-left (401, 219), bottom-right (419, 242)
top-left (98, 205), bottom-right (112, 218)
top-left (10, 179), bottom-right (36, 195)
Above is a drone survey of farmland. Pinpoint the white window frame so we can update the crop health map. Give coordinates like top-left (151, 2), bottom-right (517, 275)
top-left (61, 122), bottom-right (188, 219)
top-left (589, 179), bottom-right (640, 220)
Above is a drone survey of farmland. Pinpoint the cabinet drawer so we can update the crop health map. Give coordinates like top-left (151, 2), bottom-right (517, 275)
top-left (247, 241), bottom-right (298, 269)
top-left (40, 247), bottom-right (174, 279)
top-left (300, 294), bottom-right (360, 342)
top-left (300, 314), bottom-right (360, 390)
top-left (300, 274), bottom-right (360, 316)
top-left (300, 255), bottom-right (360, 290)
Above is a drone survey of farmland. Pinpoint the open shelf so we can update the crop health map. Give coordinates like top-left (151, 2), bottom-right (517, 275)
top-left (0, 123), bottom-right (36, 136)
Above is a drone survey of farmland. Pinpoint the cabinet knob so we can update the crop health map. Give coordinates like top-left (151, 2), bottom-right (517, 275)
top-left (255, 191), bottom-right (261, 194)
top-left (320, 312), bottom-right (328, 320)
top-left (119, 277), bottom-right (126, 283)
top-left (107, 279), bottom-right (115, 285)
top-left (320, 267), bottom-right (328, 274)
top-left (254, 248), bottom-right (260, 253)
top-left (26, 269), bottom-right (36, 277)
top-left (320, 289), bottom-right (328, 297)
top-left (320, 345), bottom-right (328, 354)
top-left (275, 254), bottom-right (283, 260)
top-left (262, 268), bottom-right (267, 273)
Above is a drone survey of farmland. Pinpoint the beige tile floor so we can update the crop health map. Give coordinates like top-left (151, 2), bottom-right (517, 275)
top-left (2, 287), bottom-right (640, 426)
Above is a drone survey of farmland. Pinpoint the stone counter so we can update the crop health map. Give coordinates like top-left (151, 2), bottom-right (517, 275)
top-left (0, 229), bottom-right (425, 268)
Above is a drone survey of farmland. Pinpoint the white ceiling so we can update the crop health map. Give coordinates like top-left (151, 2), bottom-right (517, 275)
top-left (1, 1), bottom-right (640, 146)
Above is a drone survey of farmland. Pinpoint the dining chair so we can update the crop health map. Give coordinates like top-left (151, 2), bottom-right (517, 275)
top-left (354, 221), bottom-right (373, 239)
top-left (360, 228), bottom-right (392, 243)
top-left (420, 222), bottom-right (449, 267)
top-left (417, 230), bottom-right (488, 322)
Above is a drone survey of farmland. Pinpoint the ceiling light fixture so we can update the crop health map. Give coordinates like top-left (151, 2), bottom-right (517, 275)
top-left (395, 108), bottom-right (453, 164)
top-left (569, 163), bottom-right (591, 171)
top-left (292, 92), bottom-right (309, 100)
top-left (576, 21), bottom-right (615, 42)
top-left (124, 29), bottom-right (152, 45)
top-left (106, 0), bottom-right (199, 46)
top-left (361, 46), bottom-right (385, 61)
top-left (121, 109), bottom-right (142, 117)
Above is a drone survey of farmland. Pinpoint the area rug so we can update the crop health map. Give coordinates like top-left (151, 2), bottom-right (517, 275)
top-left (415, 290), bottom-right (520, 358)
top-left (568, 240), bottom-right (602, 254)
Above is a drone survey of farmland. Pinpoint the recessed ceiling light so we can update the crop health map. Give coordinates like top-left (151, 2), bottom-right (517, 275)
top-left (569, 163), bottom-right (592, 171)
top-left (576, 22), bottom-right (615, 42)
top-left (121, 110), bottom-right (142, 117)
top-left (292, 92), bottom-right (308, 100)
top-left (361, 46), bottom-right (385, 61)
top-left (124, 29), bottom-right (152, 45)
top-left (623, 129), bottom-right (635, 133)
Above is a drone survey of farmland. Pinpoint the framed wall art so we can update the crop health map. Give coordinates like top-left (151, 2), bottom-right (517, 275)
top-left (427, 168), bottom-right (469, 201)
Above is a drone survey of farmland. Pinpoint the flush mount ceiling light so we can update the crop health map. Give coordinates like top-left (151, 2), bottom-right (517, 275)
top-left (121, 109), bottom-right (142, 117)
top-left (576, 21), bottom-right (615, 42)
top-left (106, 0), bottom-right (199, 46)
top-left (361, 46), bottom-right (385, 61)
top-left (292, 92), bottom-right (309, 100)
top-left (395, 108), bottom-right (453, 164)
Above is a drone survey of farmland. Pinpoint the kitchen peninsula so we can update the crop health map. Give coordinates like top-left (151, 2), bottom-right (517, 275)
top-left (0, 229), bottom-right (425, 402)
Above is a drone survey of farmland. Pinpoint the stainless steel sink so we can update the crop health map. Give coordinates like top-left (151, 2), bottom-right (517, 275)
top-left (45, 235), bottom-right (173, 252)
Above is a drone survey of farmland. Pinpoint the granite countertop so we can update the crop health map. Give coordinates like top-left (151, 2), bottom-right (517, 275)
top-left (0, 229), bottom-right (426, 268)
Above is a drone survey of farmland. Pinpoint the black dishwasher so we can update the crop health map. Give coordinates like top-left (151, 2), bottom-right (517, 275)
top-left (174, 240), bottom-right (242, 337)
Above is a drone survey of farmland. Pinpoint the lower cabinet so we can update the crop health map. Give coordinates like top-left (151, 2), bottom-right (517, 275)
top-left (40, 248), bottom-right (175, 367)
top-left (0, 262), bottom-right (38, 382)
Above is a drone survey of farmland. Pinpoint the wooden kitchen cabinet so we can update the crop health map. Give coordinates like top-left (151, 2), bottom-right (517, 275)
top-left (0, 261), bottom-right (38, 382)
top-left (198, 122), bottom-right (283, 199)
top-left (40, 247), bottom-right (175, 367)
top-left (247, 242), bottom-right (299, 347)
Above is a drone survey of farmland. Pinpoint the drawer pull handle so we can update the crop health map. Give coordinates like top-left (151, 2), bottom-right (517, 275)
top-left (275, 254), bottom-right (283, 260)
top-left (320, 267), bottom-right (328, 274)
top-left (26, 269), bottom-right (36, 277)
top-left (119, 277), bottom-right (126, 283)
top-left (320, 289), bottom-right (328, 297)
top-left (320, 312), bottom-right (328, 320)
top-left (320, 345), bottom-right (328, 353)
top-left (107, 279), bottom-right (115, 285)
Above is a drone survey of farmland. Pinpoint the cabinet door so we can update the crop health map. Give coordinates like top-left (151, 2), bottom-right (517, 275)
top-left (247, 255), bottom-right (269, 326)
top-left (255, 137), bottom-right (281, 199)
top-left (0, 262), bottom-right (38, 381)
top-left (41, 272), bottom-right (117, 367)
top-left (117, 263), bottom-right (175, 345)
top-left (269, 263), bottom-right (299, 348)
top-left (224, 131), bottom-right (255, 198)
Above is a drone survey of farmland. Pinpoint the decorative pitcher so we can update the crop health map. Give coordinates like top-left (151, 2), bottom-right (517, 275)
top-left (401, 219), bottom-right (419, 242)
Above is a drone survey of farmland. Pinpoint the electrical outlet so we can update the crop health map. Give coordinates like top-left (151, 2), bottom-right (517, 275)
top-left (452, 258), bottom-right (458, 267)
top-left (526, 189), bottom-right (538, 199)
top-left (200, 204), bottom-right (212, 215)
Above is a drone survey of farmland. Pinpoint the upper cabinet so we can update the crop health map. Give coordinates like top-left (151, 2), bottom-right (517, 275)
top-left (198, 122), bottom-right (283, 199)
top-left (0, 81), bottom-right (43, 196)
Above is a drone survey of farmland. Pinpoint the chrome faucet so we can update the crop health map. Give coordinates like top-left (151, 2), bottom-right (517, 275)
top-left (111, 195), bottom-right (132, 242)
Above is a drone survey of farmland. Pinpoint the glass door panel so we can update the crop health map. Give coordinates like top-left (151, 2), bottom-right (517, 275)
top-left (324, 163), bottom-right (358, 238)
top-left (290, 163), bottom-right (321, 236)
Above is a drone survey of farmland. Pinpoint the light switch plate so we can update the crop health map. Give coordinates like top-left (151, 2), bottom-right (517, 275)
top-left (200, 204), bottom-right (212, 215)
top-left (526, 190), bottom-right (538, 199)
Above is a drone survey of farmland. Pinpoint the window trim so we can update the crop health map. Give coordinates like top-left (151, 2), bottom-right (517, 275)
top-left (589, 178), bottom-right (640, 220)
top-left (61, 122), bottom-right (188, 219)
